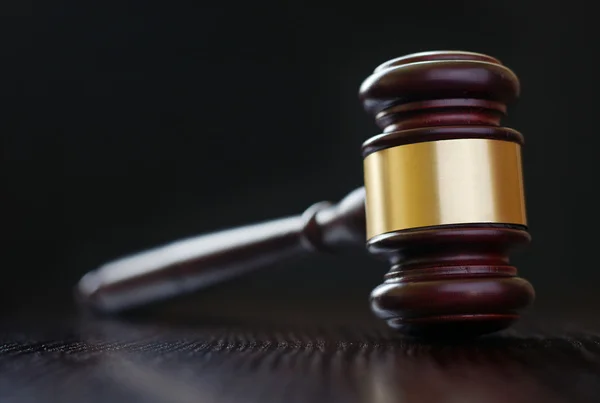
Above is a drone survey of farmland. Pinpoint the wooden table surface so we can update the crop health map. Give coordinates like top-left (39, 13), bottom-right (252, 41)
top-left (1, 304), bottom-right (599, 403)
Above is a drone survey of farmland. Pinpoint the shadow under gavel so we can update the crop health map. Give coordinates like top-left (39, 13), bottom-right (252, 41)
top-left (77, 187), bottom-right (367, 315)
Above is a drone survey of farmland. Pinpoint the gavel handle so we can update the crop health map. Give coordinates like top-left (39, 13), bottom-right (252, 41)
top-left (76, 187), bottom-right (366, 314)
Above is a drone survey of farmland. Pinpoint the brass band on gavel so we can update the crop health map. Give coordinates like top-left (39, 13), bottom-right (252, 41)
top-left (363, 138), bottom-right (527, 240)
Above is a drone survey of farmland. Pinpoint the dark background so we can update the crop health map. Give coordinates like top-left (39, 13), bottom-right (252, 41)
top-left (2, 1), bottom-right (597, 322)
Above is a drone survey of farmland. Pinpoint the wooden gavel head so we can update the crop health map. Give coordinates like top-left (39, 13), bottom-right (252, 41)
top-left (359, 50), bottom-right (534, 336)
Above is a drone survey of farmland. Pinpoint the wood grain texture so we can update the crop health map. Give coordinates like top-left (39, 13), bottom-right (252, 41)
top-left (1, 317), bottom-right (599, 403)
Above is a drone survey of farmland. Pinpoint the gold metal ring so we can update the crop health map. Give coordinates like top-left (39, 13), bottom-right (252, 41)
top-left (363, 138), bottom-right (527, 239)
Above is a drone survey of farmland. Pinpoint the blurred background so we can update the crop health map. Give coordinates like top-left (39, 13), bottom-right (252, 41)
top-left (2, 1), bottom-right (597, 323)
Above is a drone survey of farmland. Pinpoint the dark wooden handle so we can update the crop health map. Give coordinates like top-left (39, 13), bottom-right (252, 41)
top-left (76, 188), bottom-right (366, 313)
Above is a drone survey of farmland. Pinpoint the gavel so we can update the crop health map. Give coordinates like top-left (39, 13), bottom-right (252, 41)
top-left (77, 50), bottom-right (535, 337)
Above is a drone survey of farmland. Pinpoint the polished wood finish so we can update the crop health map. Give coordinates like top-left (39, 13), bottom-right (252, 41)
top-left (360, 50), bottom-right (534, 336)
top-left (76, 188), bottom-right (366, 314)
top-left (368, 225), bottom-right (534, 336)
top-left (359, 51), bottom-right (519, 132)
